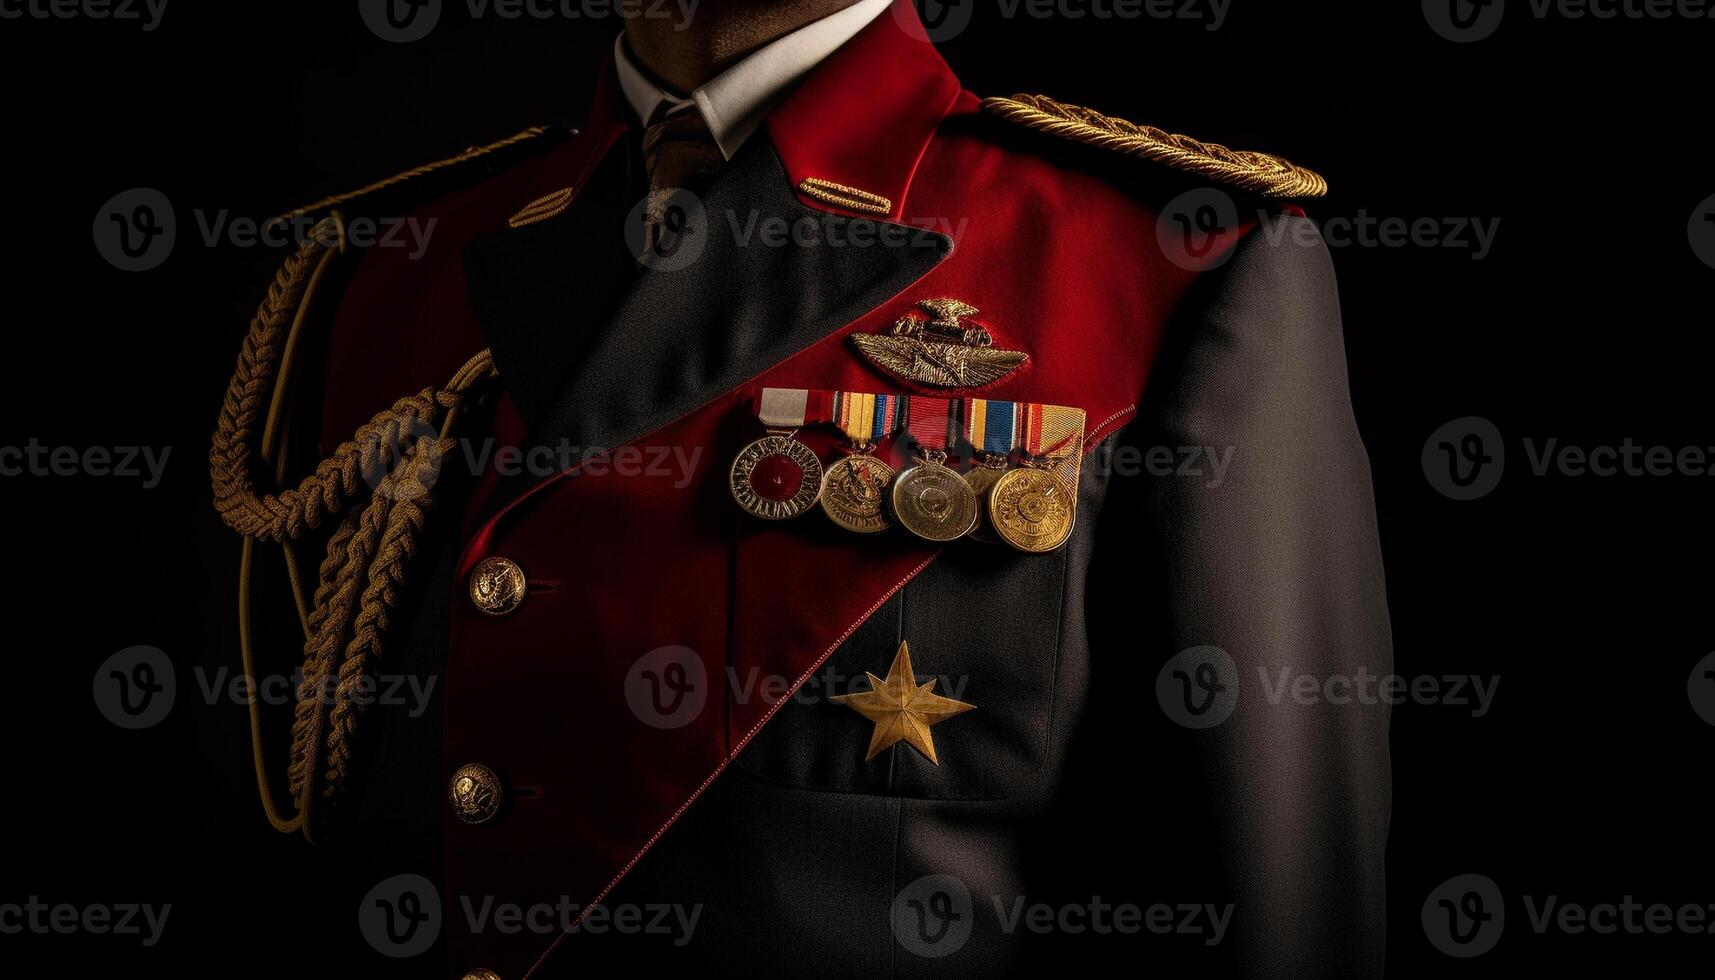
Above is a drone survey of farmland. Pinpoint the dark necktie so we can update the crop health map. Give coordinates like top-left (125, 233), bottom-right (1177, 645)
top-left (638, 106), bottom-right (723, 262)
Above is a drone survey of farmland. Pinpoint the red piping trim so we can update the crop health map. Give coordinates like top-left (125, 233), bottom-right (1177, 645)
top-left (521, 550), bottom-right (944, 978)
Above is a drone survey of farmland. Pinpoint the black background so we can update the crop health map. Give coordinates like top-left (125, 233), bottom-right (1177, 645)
top-left (1, 0), bottom-right (1709, 975)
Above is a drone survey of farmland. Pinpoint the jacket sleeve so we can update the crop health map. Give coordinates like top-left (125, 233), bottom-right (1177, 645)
top-left (1140, 215), bottom-right (1393, 979)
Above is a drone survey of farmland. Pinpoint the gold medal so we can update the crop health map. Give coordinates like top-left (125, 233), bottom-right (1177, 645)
top-left (730, 434), bottom-right (823, 520)
top-left (820, 452), bottom-right (897, 533)
top-left (988, 465), bottom-right (1075, 553)
top-left (891, 452), bottom-right (978, 542)
top-left (961, 455), bottom-right (1009, 544)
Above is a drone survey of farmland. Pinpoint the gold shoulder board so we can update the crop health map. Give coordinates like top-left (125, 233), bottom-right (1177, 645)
top-left (276, 125), bottom-right (559, 221)
top-left (981, 94), bottom-right (1327, 199)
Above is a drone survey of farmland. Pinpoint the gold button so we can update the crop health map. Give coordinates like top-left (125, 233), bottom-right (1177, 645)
top-left (462, 971), bottom-right (502, 980)
top-left (469, 557), bottom-right (527, 617)
top-left (448, 763), bottom-right (503, 825)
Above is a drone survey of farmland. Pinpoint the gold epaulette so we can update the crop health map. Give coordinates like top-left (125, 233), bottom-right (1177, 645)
top-left (275, 125), bottom-right (559, 222)
top-left (981, 94), bottom-right (1327, 199)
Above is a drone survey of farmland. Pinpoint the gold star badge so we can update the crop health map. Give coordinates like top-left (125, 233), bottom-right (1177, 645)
top-left (832, 641), bottom-right (974, 765)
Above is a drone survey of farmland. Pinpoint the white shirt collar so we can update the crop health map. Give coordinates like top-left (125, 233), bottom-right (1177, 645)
top-left (612, 0), bottom-right (891, 159)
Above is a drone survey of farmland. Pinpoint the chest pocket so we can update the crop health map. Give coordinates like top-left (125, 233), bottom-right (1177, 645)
top-left (731, 543), bottom-right (1072, 801)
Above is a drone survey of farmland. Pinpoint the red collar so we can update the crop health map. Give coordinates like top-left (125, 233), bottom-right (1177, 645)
top-left (763, 0), bottom-right (962, 222)
top-left (538, 1), bottom-right (961, 226)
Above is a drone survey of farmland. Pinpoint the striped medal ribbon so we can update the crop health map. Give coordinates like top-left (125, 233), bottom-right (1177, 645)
top-left (988, 402), bottom-right (1084, 553)
top-left (821, 391), bottom-right (900, 534)
top-left (890, 396), bottom-right (979, 542)
top-left (962, 398), bottom-right (1023, 543)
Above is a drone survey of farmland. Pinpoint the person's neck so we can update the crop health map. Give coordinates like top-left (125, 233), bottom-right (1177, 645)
top-left (624, 0), bottom-right (866, 94)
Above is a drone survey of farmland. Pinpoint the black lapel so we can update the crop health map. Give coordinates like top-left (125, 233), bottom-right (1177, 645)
top-left (464, 132), bottom-right (953, 520)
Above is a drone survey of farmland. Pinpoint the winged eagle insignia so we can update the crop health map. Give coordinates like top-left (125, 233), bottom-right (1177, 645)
top-left (850, 298), bottom-right (1029, 389)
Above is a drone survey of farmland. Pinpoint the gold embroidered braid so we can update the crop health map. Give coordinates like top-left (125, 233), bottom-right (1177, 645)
top-left (981, 93), bottom-right (1328, 199)
top-left (212, 217), bottom-right (498, 841)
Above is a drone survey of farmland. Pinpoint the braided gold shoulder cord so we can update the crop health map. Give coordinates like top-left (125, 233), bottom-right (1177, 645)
top-left (210, 215), bottom-right (496, 842)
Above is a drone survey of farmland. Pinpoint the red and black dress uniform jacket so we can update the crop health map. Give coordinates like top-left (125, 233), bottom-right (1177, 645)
top-left (241, 3), bottom-right (1392, 977)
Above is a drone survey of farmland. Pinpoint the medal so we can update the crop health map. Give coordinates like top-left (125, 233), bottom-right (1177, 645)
top-left (820, 392), bottom-right (899, 534)
top-left (730, 389), bottom-right (824, 520)
top-left (891, 396), bottom-right (979, 542)
top-left (961, 398), bottom-right (1021, 544)
top-left (988, 403), bottom-right (1083, 553)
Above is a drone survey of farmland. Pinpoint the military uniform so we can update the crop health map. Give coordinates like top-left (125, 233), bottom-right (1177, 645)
top-left (212, 2), bottom-right (1391, 977)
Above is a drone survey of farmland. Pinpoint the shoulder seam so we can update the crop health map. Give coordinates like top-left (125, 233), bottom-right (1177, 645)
top-left (275, 125), bottom-right (560, 221)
